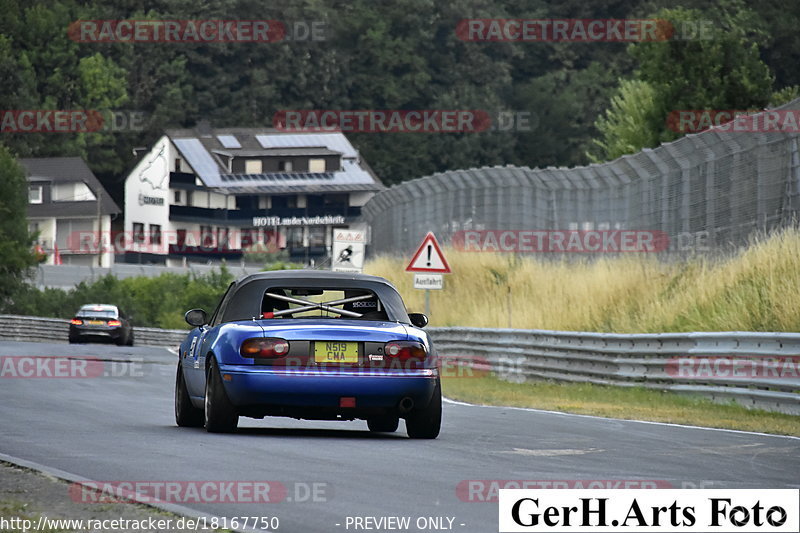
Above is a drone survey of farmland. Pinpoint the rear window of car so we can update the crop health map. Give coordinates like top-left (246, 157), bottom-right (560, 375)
top-left (261, 287), bottom-right (387, 320)
top-left (77, 308), bottom-right (118, 319)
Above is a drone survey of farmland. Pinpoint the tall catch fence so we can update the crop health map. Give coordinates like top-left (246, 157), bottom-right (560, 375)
top-left (363, 99), bottom-right (800, 256)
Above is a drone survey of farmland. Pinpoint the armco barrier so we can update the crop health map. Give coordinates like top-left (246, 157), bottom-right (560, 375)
top-left (428, 327), bottom-right (800, 415)
top-left (1, 315), bottom-right (797, 414)
top-left (0, 315), bottom-right (186, 347)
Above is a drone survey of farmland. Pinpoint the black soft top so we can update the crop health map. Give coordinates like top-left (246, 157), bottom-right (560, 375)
top-left (220, 270), bottom-right (410, 323)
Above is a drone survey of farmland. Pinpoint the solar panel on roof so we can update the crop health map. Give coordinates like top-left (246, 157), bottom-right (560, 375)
top-left (173, 138), bottom-right (221, 185)
top-left (255, 134), bottom-right (271, 148)
top-left (217, 135), bottom-right (241, 149)
top-left (254, 133), bottom-right (359, 158)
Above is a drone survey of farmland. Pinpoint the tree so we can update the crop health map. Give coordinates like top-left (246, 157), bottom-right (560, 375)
top-left (589, 6), bottom-right (775, 162)
top-left (0, 144), bottom-right (37, 307)
top-left (589, 79), bottom-right (663, 162)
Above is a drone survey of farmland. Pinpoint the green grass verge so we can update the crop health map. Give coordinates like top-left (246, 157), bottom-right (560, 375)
top-left (442, 375), bottom-right (800, 436)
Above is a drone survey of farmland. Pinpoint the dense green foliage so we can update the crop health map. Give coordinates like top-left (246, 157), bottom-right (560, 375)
top-left (0, 144), bottom-right (36, 307)
top-left (1, 0), bottom-right (798, 198)
top-left (6, 267), bottom-right (234, 330)
top-left (591, 5), bottom-right (779, 160)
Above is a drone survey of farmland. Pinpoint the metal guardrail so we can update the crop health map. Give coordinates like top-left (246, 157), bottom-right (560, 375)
top-left (0, 315), bottom-right (797, 414)
top-left (428, 327), bottom-right (800, 415)
top-left (0, 315), bottom-right (187, 347)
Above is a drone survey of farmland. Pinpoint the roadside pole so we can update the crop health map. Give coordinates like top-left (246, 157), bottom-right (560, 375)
top-left (425, 288), bottom-right (431, 317)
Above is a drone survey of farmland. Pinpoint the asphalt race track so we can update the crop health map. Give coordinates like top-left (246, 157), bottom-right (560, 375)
top-left (1, 341), bottom-right (798, 533)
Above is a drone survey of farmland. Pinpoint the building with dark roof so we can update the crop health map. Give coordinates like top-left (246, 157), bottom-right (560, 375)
top-left (21, 157), bottom-right (120, 267)
top-left (122, 126), bottom-right (384, 265)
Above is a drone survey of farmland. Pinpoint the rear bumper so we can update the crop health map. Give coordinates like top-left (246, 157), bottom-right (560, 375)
top-left (219, 364), bottom-right (438, 411)
top-left (69, 325), bottom-right (124, 340)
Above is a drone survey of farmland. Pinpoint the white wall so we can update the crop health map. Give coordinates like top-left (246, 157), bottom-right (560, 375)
top-left (30, 217), bottom-right (57, 265)
top-left (52, 182), bottom-right (95, 202)
top-left (124, 136), bottom-right (172, 255)
top-left (208, 192), bottom-right (227, 209)
top-left (349, 191), bottom-right (374, 207)
top-left (192, 190), bottom-right (209, 208)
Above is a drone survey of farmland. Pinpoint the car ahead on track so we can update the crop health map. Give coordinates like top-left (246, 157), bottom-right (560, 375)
top-left (69, 304), bottom-right (134, 346)
top-left (174, 270), bottom-right (441, 438)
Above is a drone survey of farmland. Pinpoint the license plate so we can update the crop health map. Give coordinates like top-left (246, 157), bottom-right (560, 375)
top-left (314, 342), bottom-right (358, 364)
top-left (88, 320), bottom-right (104, 326)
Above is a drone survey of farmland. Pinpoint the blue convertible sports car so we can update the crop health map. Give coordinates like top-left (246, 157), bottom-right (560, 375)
top-left (175, 270), bottom-right (441, 439)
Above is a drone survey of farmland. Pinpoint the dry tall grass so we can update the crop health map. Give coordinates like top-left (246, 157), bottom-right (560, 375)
top-left (365, 228), bottom-right (800, 332)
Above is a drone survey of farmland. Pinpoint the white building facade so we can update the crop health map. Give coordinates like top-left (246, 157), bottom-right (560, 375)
top-left (122, 127), bottom-right (384, 266)
top-left (22, 157), bottom-right (119, 267)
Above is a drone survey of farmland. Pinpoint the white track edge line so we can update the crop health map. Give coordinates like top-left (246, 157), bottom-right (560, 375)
top-left (442, 397), bottom-right (800, 441)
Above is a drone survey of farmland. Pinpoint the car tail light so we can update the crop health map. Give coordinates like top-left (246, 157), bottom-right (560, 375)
top-left (240, 338), bottom-right (290, 358)
top-left (70, 318), bottom-right (82, 325)
top-left (384, 341), bottom-right (427, 362)
top-left (107, 320), bottom-right (122, 326)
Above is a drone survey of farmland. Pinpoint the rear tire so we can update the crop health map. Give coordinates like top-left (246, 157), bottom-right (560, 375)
top-left (175, 363), bottom-right (204, 427)
top-left (126, 333), bottom-right (134, 346)
top-left (405, 379), bottom-right (442, 439)
top-left (367, 415), bottom-right (399, 433)
top-left (204, 357), bottom-right (238, 433)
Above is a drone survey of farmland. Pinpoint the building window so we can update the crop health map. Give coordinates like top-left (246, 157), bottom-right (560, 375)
top-left (287, 227), bottom-right (304, 247)
top-left (28, 185), bottom-right (43, 204)
top-left (245, 159), bottom-right (263, 174)
top-left (174, 158), bottom-right (182, 172)
top-left (325, 193), bottom-right (348, 207)
top-left (174, 190), bottom-right (182, 204)
top-left (308, 158), bottom-right (326, 172)
top-left (200, 225), bottom-right (214, 248)
top-left (185, 191), bottom-right (193, 206)
top-left (278, 160), bottom-right (293, 171)
top-left (149, 224), bottom-right (162, 246)
top-left (217, 227), bottom-right (229, 249)
top-left (133, 223), bottom-right (146, 244)
top-left (271, 195), bottom-right (297, 209)
top-left (176, 229), bottom-right (187, 247)
top-left (241, 228), bottom-right (257, 248)
top-left (308, 227), bottom-right (326, 247)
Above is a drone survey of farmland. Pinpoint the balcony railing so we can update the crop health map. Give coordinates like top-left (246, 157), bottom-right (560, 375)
top-left (169, 205), bottom-right (361, 223)
top-left (167, 244), bottom-right (244, 260)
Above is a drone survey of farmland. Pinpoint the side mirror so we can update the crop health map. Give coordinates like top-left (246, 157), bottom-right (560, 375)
top-left (185, 308), bottom-right (208, 327)
top-left (408, 313), bottom-right (428, 328)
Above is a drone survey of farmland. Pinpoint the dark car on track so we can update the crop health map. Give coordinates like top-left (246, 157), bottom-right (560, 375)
top-left (175, 270), bottom-right (442, 438)
top-left (68, 304), bottom-right (134, 346)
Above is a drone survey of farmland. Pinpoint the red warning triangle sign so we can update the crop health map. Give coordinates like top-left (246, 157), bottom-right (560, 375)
top-left (406, 232), bottom-right (451, 273)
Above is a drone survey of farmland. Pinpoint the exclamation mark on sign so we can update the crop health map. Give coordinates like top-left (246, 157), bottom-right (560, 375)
top-left (427, 244), bottom-right (432, 267)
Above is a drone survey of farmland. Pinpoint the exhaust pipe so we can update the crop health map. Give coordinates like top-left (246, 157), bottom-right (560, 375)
top-left (399, 397), bottom-right (415, 413)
